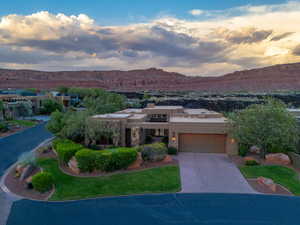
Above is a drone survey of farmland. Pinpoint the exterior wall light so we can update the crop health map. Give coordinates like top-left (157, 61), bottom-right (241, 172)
top-left (231, 138), bottom-right (235, 144)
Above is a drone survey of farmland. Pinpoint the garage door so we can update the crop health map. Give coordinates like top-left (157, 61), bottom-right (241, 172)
top-left (179, 134), bottom-right (226, 153)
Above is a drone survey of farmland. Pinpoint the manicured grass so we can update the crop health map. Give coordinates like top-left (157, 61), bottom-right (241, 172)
top-left (240, 165), bottom-right (300, 195)
top-left (37, 158), bottom-right (181, 201)
top-left (8, 120), bottom-right (38, 127)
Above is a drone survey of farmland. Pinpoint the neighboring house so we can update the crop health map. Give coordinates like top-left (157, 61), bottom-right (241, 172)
top-left (91, 104), bottom-right (238, 155)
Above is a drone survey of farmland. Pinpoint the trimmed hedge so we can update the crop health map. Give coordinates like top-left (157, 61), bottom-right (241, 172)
top-left (141, 142), bottom-right (167, 162)
top-left (75, 149), bottom-right (96, 172)
top-left (245, 160), bottom-right (260, 166)
top-left (75, 147), bottom-right (138, 173)
top-left (168, 147), bottom-right (178, 155)
top-left (32, 172), bottom-right (54, 193)
top-left (53, 139), bottom-right (84, 164)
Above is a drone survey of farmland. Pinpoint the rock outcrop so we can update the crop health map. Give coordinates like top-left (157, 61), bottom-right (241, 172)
top-left (1, 62), bottom-right (300, 92)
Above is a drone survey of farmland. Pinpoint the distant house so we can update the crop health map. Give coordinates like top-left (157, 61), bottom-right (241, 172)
top-left (91, 104), bottom-right (238, 154)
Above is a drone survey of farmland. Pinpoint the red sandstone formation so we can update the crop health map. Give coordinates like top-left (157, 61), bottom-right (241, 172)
top-left (1, 63), bottom-right (300, 92)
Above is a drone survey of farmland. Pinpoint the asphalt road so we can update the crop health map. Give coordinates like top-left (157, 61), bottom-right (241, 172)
top-left (1, 124), bottom-right (300, 225)
top-left (7, 193), bottom-right (300, 225)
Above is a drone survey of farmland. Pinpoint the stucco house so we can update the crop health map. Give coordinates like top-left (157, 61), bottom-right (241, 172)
top-left (91, 104), bottom-right (238, 155)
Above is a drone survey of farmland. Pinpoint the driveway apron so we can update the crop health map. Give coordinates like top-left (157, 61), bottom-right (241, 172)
top-left (177, 153), bottom-right (256, 193)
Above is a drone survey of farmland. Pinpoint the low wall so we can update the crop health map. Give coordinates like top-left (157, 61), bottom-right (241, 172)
top-left (288, 152), bottom-right (300, 169)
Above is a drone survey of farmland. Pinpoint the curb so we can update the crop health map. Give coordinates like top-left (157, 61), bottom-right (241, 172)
top-left (0, 137), bottom-right (55, 200)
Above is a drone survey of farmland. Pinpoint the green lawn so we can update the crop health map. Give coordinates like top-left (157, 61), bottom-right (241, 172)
top-left (8, 120), bottom-right (38, 127)
top-left (240, 165), bottom-right (300, 195)
top-left (37, 158), bottom-right (181, 201)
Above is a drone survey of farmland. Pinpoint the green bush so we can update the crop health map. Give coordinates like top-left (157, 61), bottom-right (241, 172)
top-left (0, 121), bottom-right (8, 133)
top-left (141, 142), bottom-right (167, 162)
top-left (245, 160), bottom-right (260, 166)
top-left (239, 144), bottom-right (248, 157)
top-left (53, 139), bottom-right (84, 164)
top-left (75, 147), bottom-right (138, 173)
top-left (168, 147), bottom-right (178, 155)
top-left (75, 149), bottom-right (96, 172)
top-left (32, 172), bottom-right (54, 193)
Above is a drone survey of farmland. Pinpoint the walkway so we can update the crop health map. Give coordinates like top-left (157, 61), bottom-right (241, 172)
top-left (177, 153), bottom-right (256, 193)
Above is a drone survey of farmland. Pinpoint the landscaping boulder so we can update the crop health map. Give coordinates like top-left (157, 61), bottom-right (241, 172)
top-left (257, 176), bottom-right (276, 192)
top-left (68, 157), bottom-right (80, 174)
top-left (25, 176), bottom-right (33, 189)
top-left (162, 155), bottom-right (173, 163)
top-left (249, 146), bottom-right (261, 154)
top-left (265, 153), bottom-right (291, 165)
top-left (128, 153), bottom-right (143, 170)
top-left (15, 164), bottom-right (24, 177)
top-left (19, 164), bottom-right (36, 181)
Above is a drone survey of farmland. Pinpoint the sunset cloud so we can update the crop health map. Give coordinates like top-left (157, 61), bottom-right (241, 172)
top-left (0, 2), bottom-right (300, 76)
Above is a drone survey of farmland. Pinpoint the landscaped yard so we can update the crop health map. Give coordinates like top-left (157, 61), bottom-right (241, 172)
top-left (37, 158), bottom-right (181, 201)
top-left (240, 165), bottom-right (300, 195)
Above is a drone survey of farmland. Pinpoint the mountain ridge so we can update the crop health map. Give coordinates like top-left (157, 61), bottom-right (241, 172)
top-left (1, 62), bottom-right (300, 92)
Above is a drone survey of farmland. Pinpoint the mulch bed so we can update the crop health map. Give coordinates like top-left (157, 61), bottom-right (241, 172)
top-left (36, 148), bottom-right (57, 159)
top-left (60, 158), bottom-right (179, 177)
top-left (4, 166), bottom-right (53, 201)
top-left (247, 179), bottom-right (293, 196)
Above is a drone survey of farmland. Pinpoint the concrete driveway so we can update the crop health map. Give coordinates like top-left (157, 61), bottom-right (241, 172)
top-left (177, 153), bottom-right (256, 193)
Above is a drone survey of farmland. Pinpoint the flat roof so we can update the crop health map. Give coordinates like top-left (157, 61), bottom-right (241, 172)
top-left (129, 114), bottom-right (147, 120)
top-left (183, 108), bottom-right (218, 115)
top-left (145, 106), bottom-right (183, 110)
top-left (92, 113), bottom-right (130, 119)
top-left (169, 116), bottom-right (227, 123)
top-left (119, 108), bottom-right (143, 113)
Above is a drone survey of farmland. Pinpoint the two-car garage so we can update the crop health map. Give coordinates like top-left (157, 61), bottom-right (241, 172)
top-left (178, 133), bottom-right (227, 153)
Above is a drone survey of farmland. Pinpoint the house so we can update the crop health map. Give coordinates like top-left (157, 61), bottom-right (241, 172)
top-left (91, 104), bottom-right (238, 154)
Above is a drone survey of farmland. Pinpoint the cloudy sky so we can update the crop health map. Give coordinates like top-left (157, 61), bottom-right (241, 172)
top-left (0, 0), bottom-right (300, 76)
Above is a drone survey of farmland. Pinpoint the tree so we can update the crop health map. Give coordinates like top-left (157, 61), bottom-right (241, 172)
top-left (56, 86), bottom-right (69, 95)
top-left (59, 111), bottom-right (89, 143)
top-left (40, 99), bottom-right (63, 115)
top-left (18, 101), bottom-right (33, 117)
top-left (83, 92), bottom-right (126, 114)
top-left (46, 110), bottom-right (65, 135)
top-left (229, 98), bottom-right (299, 158)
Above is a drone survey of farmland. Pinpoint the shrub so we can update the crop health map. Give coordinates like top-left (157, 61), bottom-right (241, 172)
top-left (32, 172), bottom-right (54, 193)
top-left (239, 144), bottom-right (248, 157)
top-left (0, 121), bottom-right (8, 133)
top-left (74, 147), bottom-right (138, 173)
top-left (95, 148), bottom-right (138, 172)
top-left (112, 148), bottom-right (138, 170)
top-left (168, 147), bottom-right (178, 155)
top-left (40, 99), bottom-right (63, 115)
top-left (53, 139), bottom-right (84, 164)
top-left (141, 142), bottom-right (167, 162)
top-left (75, 149), bottom-right (96, 172)
top-left (145, 135), bottom-right (153, 144)
top-left (245, 160), bottom-right (260, 166)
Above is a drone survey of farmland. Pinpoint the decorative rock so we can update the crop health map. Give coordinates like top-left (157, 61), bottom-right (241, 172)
top-left (257, 176), bottom-right (276, 192)
top-left (68, 157), bottom-right (80, 174)
top-left (265, 153), bottom-right (291, 165)
top-left (162, 155), bottom-right (173, 163)
top-left (249, 146), bottom-right (261, 154)
top-left (128, 153), bottom-right (143, 170)
top-left (15, 164), bottom-right (24, 174)
top-left (19, 164), bottom-right (36, 181)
